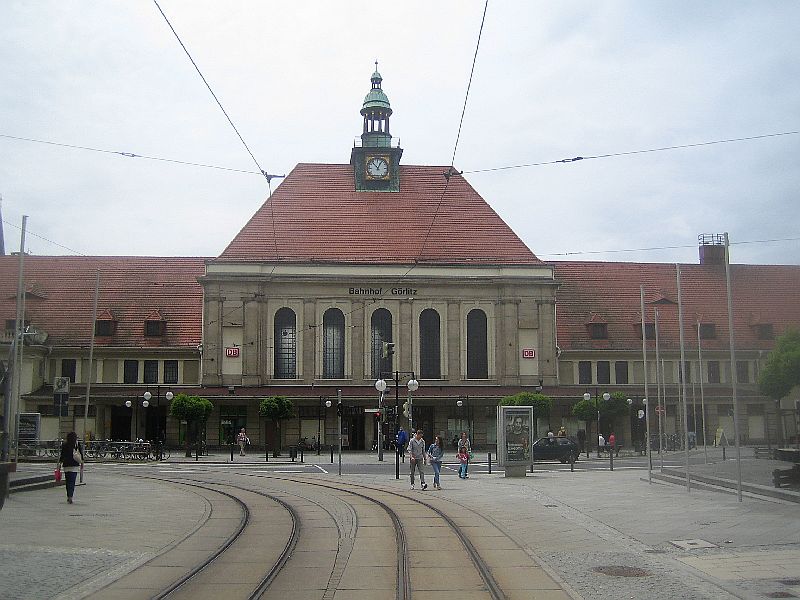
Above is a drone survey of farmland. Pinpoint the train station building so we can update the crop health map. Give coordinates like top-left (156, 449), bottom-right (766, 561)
top-left (3, 69), bottom-right (800, 453)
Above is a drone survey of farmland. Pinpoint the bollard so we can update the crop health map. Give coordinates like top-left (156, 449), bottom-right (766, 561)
top-left (231, 444), bottom-right (234, 462)
top-left (609, 447), bottom-right (614, 471)
top-left (487, 452), bottom-right (492, 474)
top-left (330, 444), bottom-right (334, 464)
top-left (300, 447), bottom-right (304, 464)
top-left (570, 455), bottom-right (575, 472)
top-left (722, 446), bottom-right (726, 460)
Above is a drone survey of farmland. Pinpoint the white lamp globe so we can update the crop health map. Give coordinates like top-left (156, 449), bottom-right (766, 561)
top-left (325, 400), bottom-right (332, 408)
top-left (583, 393), bottom-right (591, 401)
top-left (165, 391), bottom-right (174, 401)
top-left (143, 391), bottom-right (152, 402)
top-left (407, 379), bottom-right (419, 392)
top-left (627, 398), bottom-right (633, 405)
top-left (456, 399), bottom-right (463, 408)
top-left (142, 400), bottom-right (149, 408)
top-left (375, 379), bottom-right (387, 392)
top-left (125, 400), bottom-right (132, 408)
top-left (602, 392), bottom-right (611, 402)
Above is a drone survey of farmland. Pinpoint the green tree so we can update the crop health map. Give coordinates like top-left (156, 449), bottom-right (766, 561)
top-left (571, 397), bottom-right (597, 449)
top-left (759, 328), bottom-right (800, 400)
top-left (259, 396), bottom-right (294, 456)
top-left (605, 392), bottom-right (631, 432)
top-left (499, 392), bottom-right (552, 437)
top-left (169, 393), bottom-right (213, 457)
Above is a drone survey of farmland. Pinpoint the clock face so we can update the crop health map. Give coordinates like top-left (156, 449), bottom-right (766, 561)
top-left (366, 156), bottom-right (389, 178)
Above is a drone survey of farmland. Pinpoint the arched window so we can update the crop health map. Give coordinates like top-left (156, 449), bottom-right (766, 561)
top-left (370, 308), bottom-right (393, 379)
top-left (274, 308), bottom-right (296, 379)
top-left (419, 309), bottom-right (440, 379)
top-left (323, 308), bottom-right (345, 379)
top-left (467, 309), bottom-right (488, 379)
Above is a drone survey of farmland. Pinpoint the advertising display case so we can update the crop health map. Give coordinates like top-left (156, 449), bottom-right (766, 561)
top-left (496, 405), bottom-right (533, 477)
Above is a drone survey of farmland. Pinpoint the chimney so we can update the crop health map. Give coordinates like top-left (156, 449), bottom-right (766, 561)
top-left (698, 233), bottom-right (725, 265)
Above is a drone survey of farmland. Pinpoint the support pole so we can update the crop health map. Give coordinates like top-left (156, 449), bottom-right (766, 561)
top-left (640, 286), bottom-right (652, 482)
top-left (676, 265), bottom-right (690, 492)
top-left (724, 233), bottom-right (743, 501)
top-left (337, 388), bottom-right (342, 476)
top-left (697, 321), bottom-right (709, 464)
top-left (395, 371), bottom-right (400, 480)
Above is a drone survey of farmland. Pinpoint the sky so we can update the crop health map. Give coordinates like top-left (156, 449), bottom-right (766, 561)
top-left (1, 1), bottom-right (799, 265)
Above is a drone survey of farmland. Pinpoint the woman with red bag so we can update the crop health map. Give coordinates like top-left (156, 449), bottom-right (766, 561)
top-left (57, 431), bottom-right (84, 504)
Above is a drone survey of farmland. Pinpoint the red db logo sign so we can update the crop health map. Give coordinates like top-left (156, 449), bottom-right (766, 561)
top-left (522, 348), bottom-right (535, 359)
top-left (225, 347), bottom-right (240, 358)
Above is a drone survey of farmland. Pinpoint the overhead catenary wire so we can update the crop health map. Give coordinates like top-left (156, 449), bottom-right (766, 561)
top-left (462, 130), bottom-right (800, 174)
top-left (151, 0), bottom-right (280, 262)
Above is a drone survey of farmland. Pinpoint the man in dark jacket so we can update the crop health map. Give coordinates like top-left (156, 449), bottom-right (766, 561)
top-left (396, 427), bottom-right (409, 462)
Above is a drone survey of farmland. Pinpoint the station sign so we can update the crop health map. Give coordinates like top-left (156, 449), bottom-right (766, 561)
top-left (225, 347), bottom-right (240, 358)
top-left (521, 348), bottom-right (536, 359)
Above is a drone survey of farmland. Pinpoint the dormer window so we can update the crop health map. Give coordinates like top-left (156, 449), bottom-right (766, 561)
top-left (589, 323), bottom-right (608, 339)
top-left (95, 320), bottom-right (117, 336)
top-left (755, 323), bottom-right (774, 340)
top-left (94, 309), bottom-right (117, 337)
top-left (698, 324), bottom-right (716, 339)
top-left (145, 319), bottom-right (166, 337)
top-left (144, 310), bottom-right (167, 337)
top-left (585, 313), bottom-right (608, 340)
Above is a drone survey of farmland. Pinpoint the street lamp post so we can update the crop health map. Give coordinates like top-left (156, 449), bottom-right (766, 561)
top-left (627, 397), bottom-right (634, 452)
top-left (375, 372), bottom-right (419, 480)
top-left (457, 396), bottom-right (470, 439)
top-left (125, 398), bottom-right (147, 441)
top-left (585, 391), bottom-right (610, 457)
top-left (144, 388), bottom-right (172, 459)
top-left (317, 396), bottom-right (327, 455)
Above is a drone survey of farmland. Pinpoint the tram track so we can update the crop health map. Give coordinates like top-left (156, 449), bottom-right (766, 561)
top-left (94, 469), bottom-right (542, 599)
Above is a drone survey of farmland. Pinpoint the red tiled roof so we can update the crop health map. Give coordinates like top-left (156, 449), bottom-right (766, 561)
top-left (551, 261), bottom-right (800, 352)
top-left (215, 163), bottom-right (542, 265)
top-left (0, 256), bottom-right (206, 347)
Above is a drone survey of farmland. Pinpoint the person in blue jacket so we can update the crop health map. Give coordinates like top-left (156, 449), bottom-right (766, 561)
top-left (396, 427), bottom-right (409, 462)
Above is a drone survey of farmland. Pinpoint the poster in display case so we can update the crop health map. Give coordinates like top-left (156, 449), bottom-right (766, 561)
top-left (497, 405), bottom-right (533, 466)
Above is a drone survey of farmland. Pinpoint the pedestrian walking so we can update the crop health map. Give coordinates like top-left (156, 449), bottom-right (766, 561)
top-left (427, 435), bottom-right (444, 490)
top-left (237, 428), bottom-right (250, 456)
top-left (598, 433), bottom-right (606, 452)
top-left (408, 429), bottom-right (428, 490)
top-left (57, 431), bottom-right (84, 504)
top-left (457, 431), bottom-right (472, 479)
top-left (396, 427), bottom-right (409, 462)
top-left (608, 432), bottom-right (616, 455)
top-left (457, 443), bottom-right (470, 479)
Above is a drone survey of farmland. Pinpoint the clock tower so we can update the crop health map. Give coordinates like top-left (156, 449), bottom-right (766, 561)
top-left (351, 64), bottom-right (403, 192)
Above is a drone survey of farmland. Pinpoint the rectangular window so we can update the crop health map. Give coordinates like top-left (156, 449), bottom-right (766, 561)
top-left (123, 360), bottom-right (139, 384)
top-left (144, 360), bottom-right (159, 384)
top-left (95, 320), bottom-right (116, 336)
top-left (615, 361), bottom-right (629, 384)
top-left (61, 359), bottom-right (77, 383)
top-left (7, 319), bottom-right (31, 331)
top-left (597, 361), bottom-right (610, 384)
top-left (755, 324), bottom-right (774, 340)
top-left (707, 360), bottom-right (721, 384)
top-left (164, 360), bottom-right (178, 384)
top-left (678, 360), bottom-right (692, 384)
top-left (636, 323), bottom-right (656, 339)
top-left (589, 324), bottom-right (608, 339)
top-left (747, 403), bottom-right (764, 416)
top-left (698, 324), bottom-right (716, 339)
top-left (578, 361), bottom-right (592, 385)
top-left (736, 361), bottom-right (750, 383)
top-left (145, 320), bottom-right (166, 337)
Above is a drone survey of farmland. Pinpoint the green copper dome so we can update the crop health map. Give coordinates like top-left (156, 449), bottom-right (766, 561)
top-left (361, 68), bottom-right (392, 115)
